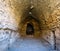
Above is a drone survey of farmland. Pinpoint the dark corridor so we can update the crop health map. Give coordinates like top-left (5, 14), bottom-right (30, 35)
top-left (26, 23), bottom-right (34, 35)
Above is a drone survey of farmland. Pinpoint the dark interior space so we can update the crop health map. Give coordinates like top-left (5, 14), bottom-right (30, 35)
top-left (26, 23), bottom-right (34, 35)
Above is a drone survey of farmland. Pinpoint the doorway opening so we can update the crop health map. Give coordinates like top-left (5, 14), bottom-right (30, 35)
top-left (26, 23), bottom-right (34, 35)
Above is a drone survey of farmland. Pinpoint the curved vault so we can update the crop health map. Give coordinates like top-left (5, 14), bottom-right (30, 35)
top-left (0, 0), bottom-right (60, 40)
top-left (15, 0), bottom-right (60, 38)
top-left (17, 0), bottom-right (60, 31)
top-left (0, 0), bottom-right (60, 30)
top-left (0, 0), bottom-right (60, 50)
top-left (0, 0), bottom-right (60, 51)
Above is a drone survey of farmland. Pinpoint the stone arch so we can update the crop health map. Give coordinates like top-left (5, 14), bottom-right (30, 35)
top-left (19, 17), bottom-right (40, 38)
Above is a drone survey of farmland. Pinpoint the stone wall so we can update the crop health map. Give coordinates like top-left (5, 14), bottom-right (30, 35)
top-left (0, 0), bottom-right (30, 30)
top-left (0, 0), bottom-right (60, 48)
top-left (32, 0), bottom-right (60, 29)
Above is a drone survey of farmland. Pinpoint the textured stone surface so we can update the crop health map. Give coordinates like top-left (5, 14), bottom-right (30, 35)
top-left (0, 0), bottom-right (60, 51)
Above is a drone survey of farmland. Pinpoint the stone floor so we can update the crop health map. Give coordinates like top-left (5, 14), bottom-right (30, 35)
top-left (0, 30), bottom-right (59, 51)
top-left (8, 37), bottom-right (50, 51)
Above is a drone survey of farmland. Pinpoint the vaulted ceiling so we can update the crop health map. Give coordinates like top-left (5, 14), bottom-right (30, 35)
top-left (7, 0), bottom-right (60, 30)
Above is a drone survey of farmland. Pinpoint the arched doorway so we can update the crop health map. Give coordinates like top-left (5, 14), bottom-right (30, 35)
top-left (26, 23), bottom-right (34, 35)
top-left (20, 18), bottom-right (40, 38)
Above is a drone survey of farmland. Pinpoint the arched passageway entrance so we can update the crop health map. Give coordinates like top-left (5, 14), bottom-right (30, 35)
top-left (19, 18), bottom-right (40, 38)
top-left (26, 23), bottom-right (34, 35)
